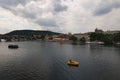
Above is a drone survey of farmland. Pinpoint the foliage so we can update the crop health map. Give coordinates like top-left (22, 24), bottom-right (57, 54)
top-left (89, 32), bottom-right (120, 44)
top-left (102, 34), bottom-right (114, 45)
top-left (89, 32), bottom-right (104, 41)
top-left (79, 37), bottom-right (86, 43)
top-left (40, 35), bottom-right (45, 40)
top-left (5, 30), bottom-right (60, 36)
top-left (113, 32), bottom-right (120, 43)
top-left (69, 36), bottom-right (78, 42)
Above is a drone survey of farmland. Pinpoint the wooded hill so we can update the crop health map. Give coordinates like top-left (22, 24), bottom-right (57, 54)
top-left (5, 30), bottom-right (60, 36)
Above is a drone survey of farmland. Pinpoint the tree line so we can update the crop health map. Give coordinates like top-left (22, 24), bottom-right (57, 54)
top-left (89, 32), bottom-right (120, 44)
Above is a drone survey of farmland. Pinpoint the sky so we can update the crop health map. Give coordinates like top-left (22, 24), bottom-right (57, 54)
top-left (0, 0), bottom-right (120, 34)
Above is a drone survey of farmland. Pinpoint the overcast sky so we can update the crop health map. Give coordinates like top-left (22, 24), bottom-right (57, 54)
top-left (0, 0), bottom-right (120, 34)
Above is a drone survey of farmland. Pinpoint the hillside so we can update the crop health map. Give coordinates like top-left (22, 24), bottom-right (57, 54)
top-left (5, 30), bottom-right (60, 36)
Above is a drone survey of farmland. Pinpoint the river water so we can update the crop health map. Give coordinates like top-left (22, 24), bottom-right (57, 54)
top-left (0, 41), bottom-right (120, 80)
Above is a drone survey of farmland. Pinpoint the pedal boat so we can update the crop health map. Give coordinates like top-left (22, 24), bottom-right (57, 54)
top-left (67, 60), bottom-right (79, 66)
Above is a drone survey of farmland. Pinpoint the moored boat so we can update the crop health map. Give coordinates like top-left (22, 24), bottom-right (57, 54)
top-left (8, 44), bottom-right (19, 49)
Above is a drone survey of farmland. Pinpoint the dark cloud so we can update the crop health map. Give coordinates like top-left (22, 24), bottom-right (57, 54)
top-left (19, 9), bottom-right (38, 19)
top-left (36, 18), bottom-right (58, 27)
top-left (94, 6), bottom-right (112, 16)
top-left (0, 0), bottom-right (29, 9)
top-left (23, 12), bottom-right (36, 19)
top-left (53, 0), bottom-right (68, 12)
top-left (54, 4), bottom-right (68, 12)
top-left (94, 1), bottom-right (120, 16)
top-left (113, 2), bottom-right (120, 8)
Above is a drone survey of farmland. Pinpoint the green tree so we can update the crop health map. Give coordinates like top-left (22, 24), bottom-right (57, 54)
top-left (40, 35), bottom-right (45, 40)
top-left (70, 36), bottom-right (78, 42)
top-left (89, 32), bottom-right (96, 41)
top-left (113, 32), bottom-right (120, 43)
top-left (80, 37), bottom-right (86, 43)
top-left (89, 32), bottom-right (104, 41)
top-left (102, 34), bottom-right (114, 45)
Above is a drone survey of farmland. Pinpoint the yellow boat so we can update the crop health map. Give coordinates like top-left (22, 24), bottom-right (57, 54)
top-left (67, 60), bottom-right (79, 66)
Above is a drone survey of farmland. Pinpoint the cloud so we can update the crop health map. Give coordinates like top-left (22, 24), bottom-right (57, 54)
top-left (0, 7), bottom-right (42, 34)
top-left (0, 0), bottom-right (29, 9)
top-left (94, 0), bottom-right (120, 16)
top-left (36, 18), bottom-right (58, 27)
top-left (0, 0), bottom-right (120, 34)
top-left (54, 4), bottom-right (68, 12)
top-left (0, 0), bottom-right (68, 18)
top-left (0, 0), bottom-right (67, 24)
top-left (53, 0), bottom-right (68, 12)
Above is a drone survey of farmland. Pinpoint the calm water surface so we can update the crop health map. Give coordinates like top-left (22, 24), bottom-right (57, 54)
top-left (0, 41), bottom-right (120, 80)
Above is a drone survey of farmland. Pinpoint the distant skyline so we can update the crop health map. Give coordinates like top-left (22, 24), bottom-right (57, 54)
top-left (0, 0), bottom-right (120, 34)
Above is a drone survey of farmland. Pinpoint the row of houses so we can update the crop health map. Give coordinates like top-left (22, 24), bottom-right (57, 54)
top-left (45, 34), bottom-right (71, 41)
top-left (45, 33), bottom-right (90, 41)
top-left (0, 28), bottom-right (119, 42)
top-left (45, 28), bottom-right (120, 41)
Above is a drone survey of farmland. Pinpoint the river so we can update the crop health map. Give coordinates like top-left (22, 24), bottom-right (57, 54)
top-left (0, 41), bottom-right (120, 80)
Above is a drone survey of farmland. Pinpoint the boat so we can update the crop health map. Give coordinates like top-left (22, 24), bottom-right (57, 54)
top-left (86, 41), bottom-right (104, 45)
top-left (8, 44), bottom-right (19, 49)
top-left (46, 40), bottom-right (56, 42)
top-left (67, 60), bottom-right (79, 66)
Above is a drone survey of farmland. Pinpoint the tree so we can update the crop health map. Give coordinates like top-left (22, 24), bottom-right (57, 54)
top-left (89, 32), bottom-right (104, 41)
top-left (102, 34), bottom-right (114, 45)
top-left (69, 36), bottom-right (78, 42)
top-left (113, 32), bottom-right (120, 43)
top-left (89, 32), bottom-right (96, 41)
top-left (80, 37), bottom-right (86, 43)
top-left (40, 35), bottom-right (45, 40)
